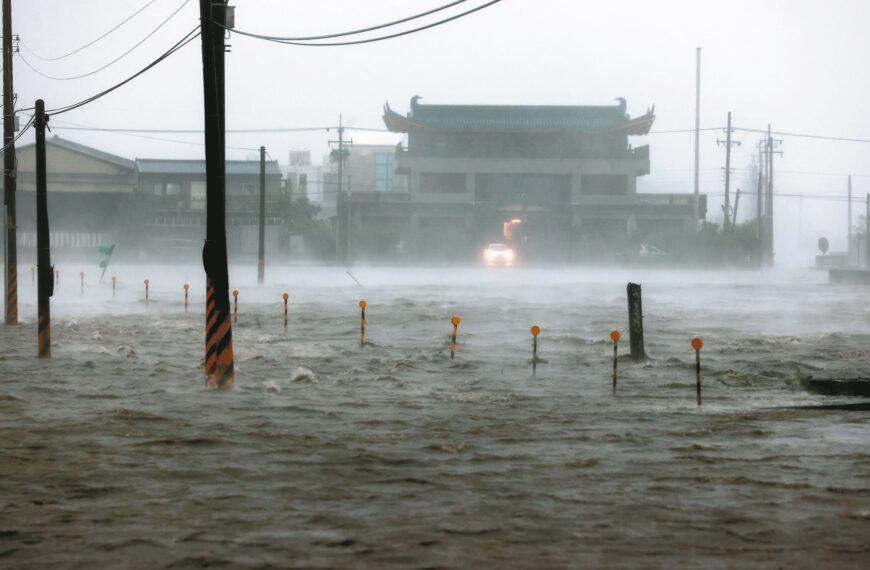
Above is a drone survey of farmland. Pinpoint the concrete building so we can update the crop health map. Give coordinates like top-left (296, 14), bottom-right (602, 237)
top-left (11, 136), bottom-right (136, 254)
top-left (348, 96), bottom-right (708, 261)
top-left (135, 158), bottom-right (285, 256)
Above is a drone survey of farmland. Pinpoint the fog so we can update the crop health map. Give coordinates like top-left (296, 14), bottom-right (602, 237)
top-left (7, 0), bottom-right (870, 264)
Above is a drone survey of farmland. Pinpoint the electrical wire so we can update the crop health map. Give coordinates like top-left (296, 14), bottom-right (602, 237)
top-left (225, 0), bottom-right (503, 47)
top-left (17, 27), bottom-right (200, 116)
top-left (0, 115), bottom-right (35, 155)
top-left (219, 0), bottom-right (469, 41)
top-left (733, 127), bottom-right (870, 144)
top-left (48, 124), bottom-right (389, 134)
top-left (19, 0), bottom-right (160, 61)
top-left (16, 0), bottom-right (191, 81)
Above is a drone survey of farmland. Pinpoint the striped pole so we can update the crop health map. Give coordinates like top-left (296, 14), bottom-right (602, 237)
top-left (450, 316), bottom-right (460, 360)
top-left (144, 279), bottom-right (149, 305)
top-left (610, 330), bottom-right (621, 389)
top-left (282, 293), bottom-right (289, 332)
top-left (233, 290), bottom-right (239, 323)
top-left (692, 337), bottom-right (703, 405)
top-left (359, 300), bottom-right (366, 346)
top-left (35, 99), bottom-right (52, 357)
top-left (183, 283), bottom-right (189, 313)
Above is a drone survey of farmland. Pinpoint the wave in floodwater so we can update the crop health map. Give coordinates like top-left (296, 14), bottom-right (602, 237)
top-left (1, 265), bottom-right (869, 568)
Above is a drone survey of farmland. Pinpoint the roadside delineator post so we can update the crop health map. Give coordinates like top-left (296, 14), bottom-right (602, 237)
top-left (282, 293), bottom-right (289, 332)
top-left (80, 272), bottom-right (84, 295)
top-left (232, 290), bottom-right (239, 323)
top-left (112, 276), bottom-right (116, 297)
top-left (183, 283), bottom-right (189, 312)
top-left (450, 316), bottom-right (461, 360)
top-left (610, 330), bottom-right (621, 389)
top-left (692, 337), bottom-right (703, 405)
top-left (531, 325), bottom-right (541, 374)
top-left (359, 300), bottom-right (367, 346)
top-left (144, 279), bottom-right (149, 305)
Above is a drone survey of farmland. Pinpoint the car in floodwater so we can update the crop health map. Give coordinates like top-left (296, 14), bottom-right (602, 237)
top-left (483, 243), bottom-right (515, 267)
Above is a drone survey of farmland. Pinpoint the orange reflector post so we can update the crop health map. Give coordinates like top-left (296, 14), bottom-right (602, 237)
top-left (359, 300), bottom-right (367, 346)
top-left (611, 330), bottom-right (620, 389)
top-left (144, 279), bottom-right (149, 304)
top-left (183, 283), bottom-right (189, 312)
top-left (232, 290), bottom-right (239, 323)
top-left (450, 316), bottom-right (461, 360)
top-left (692, 337), bottom-right (703, 405)
top-left (531, 325), bottom-right (541, 374)
top-left (282, 293), bottom-right (289, 332)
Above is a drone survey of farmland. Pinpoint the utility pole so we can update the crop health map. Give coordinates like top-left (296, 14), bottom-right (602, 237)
top-left (693, 47), bottom-right (701, 227)
top-left (199, 0), bottom-right (234, 389)
top-left (731, 189), bottom-right (740, 228)
top-left (762, 125), bottom-right (782, 266)
top-left (257, 145), bottom-right (265, 285)
top-left (847, 175), bottom-right (852, 260)
top-left (755, 172), bottom-right (763, 263)
top-left (330, 116), bottom-right (350, 261)
top-left (3, 0), bottom-right (18, 325)
top-left (866, 193), bottom-right (869, 268)
top-left (717, 111), bottom-right (740, 231)
top-left (34, 100), bottom-right (52, 358)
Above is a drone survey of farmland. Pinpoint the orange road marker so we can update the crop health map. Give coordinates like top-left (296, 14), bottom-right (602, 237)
top-left (692, 337), bottom-right (704, 405)
top-left (450, 316), bottom-right (461, 360)
top-left (282, 293), bottom-right (289, 332)
top-left (610, 330), bottom-right (621, 389)
top-left (233, 290), bottom-right (239, 323)
top-left (359, 300), bottom-right (367, 346)
top-left (144, 279), bottom-right (150, 304)
top-left (531, 325), bottom-right (541, 374)
top-left (183, 283), bottom-right (189, 312)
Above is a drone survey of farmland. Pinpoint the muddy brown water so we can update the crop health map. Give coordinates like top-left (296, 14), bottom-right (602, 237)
top-left (1, 266), bottom-right (869, 568)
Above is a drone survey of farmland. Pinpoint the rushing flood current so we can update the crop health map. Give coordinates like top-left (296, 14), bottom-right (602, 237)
top-left (1, 265), bottom-right (869, 568)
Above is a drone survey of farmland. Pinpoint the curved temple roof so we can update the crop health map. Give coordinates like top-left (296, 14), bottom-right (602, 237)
top-left (383, 96), bottom-right (655, 135)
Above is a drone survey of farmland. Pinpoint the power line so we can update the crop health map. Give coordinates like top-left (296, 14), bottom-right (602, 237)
top-left (733, 126), bottom-right (870, 144)
top-left (19, 0), bottom-right (160, 61)
top-left (225, 0), bottom-right (503, 47)
top-left (48, 123), bottom-right (390, 134)
top-left (18, 27), bottom-right (200, 116)
top-left (16, 0), bottom-right (191, 81)
top-left (220, 0), bottom-right (469, 42)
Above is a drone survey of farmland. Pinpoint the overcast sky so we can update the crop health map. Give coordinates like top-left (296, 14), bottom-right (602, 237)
top-left (8, 0), bottom-right (870, 264)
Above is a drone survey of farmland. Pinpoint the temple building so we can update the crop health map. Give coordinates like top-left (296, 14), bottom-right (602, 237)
top-left (345, 96), bottom-right (706, 260)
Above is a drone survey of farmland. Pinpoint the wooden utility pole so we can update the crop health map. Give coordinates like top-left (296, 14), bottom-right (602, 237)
top-left (199, 0), bottom-right (234, 388)
top-left (717, 111), bottom-right (739, 231)
top-left (731, 189), bottom-right (740, 228)
top-left (34, 100), bottom-right (52, 358)
top-left (3, 0), bottom-right (18, 325)
top-left (847, 175), bottom-right (852, 258)
top-left (331, 116), bottom-right (350, 261)
top-left (692, 47), bottom-right (701, 226)
top-left (257, 145), bottom-right (265, 284)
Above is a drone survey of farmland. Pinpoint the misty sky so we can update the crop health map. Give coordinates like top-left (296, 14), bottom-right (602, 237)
top-left (8, 0), bottom-right (870, 264)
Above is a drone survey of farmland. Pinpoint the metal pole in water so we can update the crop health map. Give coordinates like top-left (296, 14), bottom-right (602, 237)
top-left (450, 316), bottom-right (460, 360)
top-left (692, 337), bottom-right (703, 405)
top-left (35, 99), bottom-right (53, 358)
top-left (610, 330), bottom-right (621, 389)
top-left (282, 293), bottom-right (289, 332)
top-left (359, 300), bottom-right (367, 346)
top-left (258, 146), bottom-right (266, 285)
top-left (144, 279), bottom-right (149, 304)
top-left (183, 283), bottom-right (189, 312)
top-left (112, 276), bottom-right (116, 297)
top-left (531, 325), bottom-right (541, 375)
top-left (233, 290), bottom-right (239, 323)
top-left (80, 272), bottom-right (84, 295)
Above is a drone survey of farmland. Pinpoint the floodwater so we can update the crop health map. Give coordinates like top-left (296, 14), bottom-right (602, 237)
top-left (1, 265), bottom-right (869, 568)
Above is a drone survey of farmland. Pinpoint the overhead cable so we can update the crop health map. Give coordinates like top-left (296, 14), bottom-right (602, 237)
top-left (17, 0), bottom-right (191, 81)
top-left (19, 0), bottom-right (160, 61)
top-left (224, 0), bottom-right (502, 47)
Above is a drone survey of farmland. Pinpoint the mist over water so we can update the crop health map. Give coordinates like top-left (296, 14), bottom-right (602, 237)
top-left (2, 264), bottom-right (869, 567)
